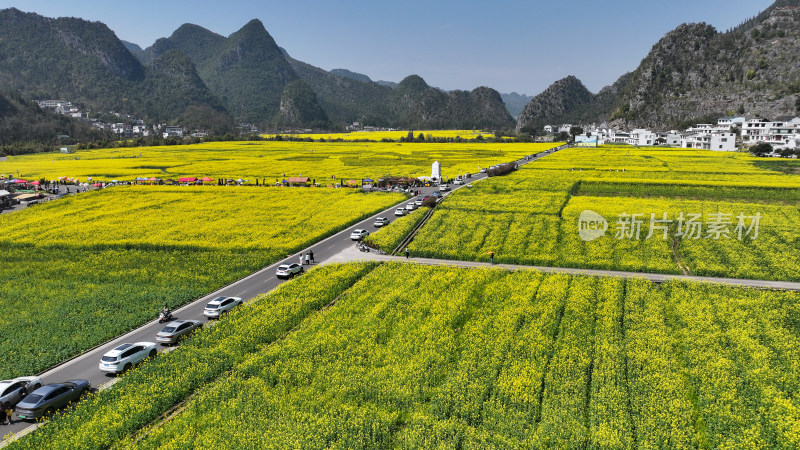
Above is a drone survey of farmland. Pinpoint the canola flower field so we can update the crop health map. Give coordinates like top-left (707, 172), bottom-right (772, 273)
top-left (0, 186), bottom-right (403, 379)
top-left (0, 141), bottom-right (556, 183)
top-left (410, 146), bottom-right (800, 280)
top-left (13, 263), bottom-right (800, 448)
top-left (262, 129), bottom-right (496, 141)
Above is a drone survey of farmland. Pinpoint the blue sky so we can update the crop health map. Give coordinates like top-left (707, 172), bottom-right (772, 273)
top-left (1, 0), bottom-right (774, 95)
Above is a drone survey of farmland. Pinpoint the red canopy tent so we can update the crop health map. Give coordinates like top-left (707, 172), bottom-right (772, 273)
top-left (178, 177), bottom-right (197, 183)
top-left (30, 181), bottom-right (40, 186)
top-left (14, 179), bottom-right (28, 184)
top-left (201, 177), bottom-right (214, 182)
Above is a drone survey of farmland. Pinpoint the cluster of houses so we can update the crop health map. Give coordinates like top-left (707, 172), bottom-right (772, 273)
top-left (547, 116), bottom-right (800, 153)
top-left (345, 122), bottom-right (398, 132)
top-left (35, 100), bottom-right (211, 139)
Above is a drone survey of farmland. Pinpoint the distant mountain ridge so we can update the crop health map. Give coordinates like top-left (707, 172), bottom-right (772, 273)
top-left (0, 8), bottom-right (232, 132)
top-left (285, 54), bottom-right (514, 129)
top-left (0, 8), bottom-right (513, 134)
top-left (517, 0), bottom-right (800, 131)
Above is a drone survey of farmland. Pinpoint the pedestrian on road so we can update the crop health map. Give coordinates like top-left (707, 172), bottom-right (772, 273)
top-left (4, 403), bottom-right (13, 425)
top-left (489, 251), bottom-right (494, 265)
top-left (299, 254), bottom-right (303, 266)
top-left (305, 253), bottom-right (310, 265)
top-left (0, 402), bottom-right (7, 425)
top-left (405, 248), bottom-right (410, 259)
top-left (19, 385), bottom-right (27, 400)
top-left (309, 250), bottom-right (315, 264)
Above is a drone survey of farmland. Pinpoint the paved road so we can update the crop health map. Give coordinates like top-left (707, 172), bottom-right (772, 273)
top-left (324, 249), bottom-right (800, 292)
top-left (1, 148), bottom-right (558, 438)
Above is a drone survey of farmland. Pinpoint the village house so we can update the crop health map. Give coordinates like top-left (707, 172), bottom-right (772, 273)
top-left (681, 128), bottom-right (736, 151)
top-left (627, 129), bottom-right (656, 146)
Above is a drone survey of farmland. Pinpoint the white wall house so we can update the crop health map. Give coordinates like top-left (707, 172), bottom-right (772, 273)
top-left (607, 130), bottom-right (630, 144)
top-left (657, 131), bottom-right (683, 146)
top-left (717, 116), bottom-right (745, 129)
top-left (163, 126), bottom-right (184, 138)
top-left (742, 118), bottom-right (798, 146)
top-left (543, 125), bottom-right (554, 133)
top-left (681, 130), bottom-right (736, 151)
top-left (627, 129), bottom-right (656, 146)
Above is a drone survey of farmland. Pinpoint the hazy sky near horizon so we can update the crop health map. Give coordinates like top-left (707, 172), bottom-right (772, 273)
top-left (2, 0), bottom-right (774, 96)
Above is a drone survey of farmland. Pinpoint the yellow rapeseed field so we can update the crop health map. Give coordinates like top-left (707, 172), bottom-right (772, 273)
top-left (262, 129), bottom-right (495, 140)
top-left (0, 186), bottom-right (403, 380)
top-left (0, 141), bottom-right (554, 182)
top-left (411, 145), bottom-right (800, 280)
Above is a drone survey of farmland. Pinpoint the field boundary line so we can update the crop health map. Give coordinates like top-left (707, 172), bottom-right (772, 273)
top-left (362, 255), bottom-right (800, 291)
top-left (391, 207), bottom-right (436, 255)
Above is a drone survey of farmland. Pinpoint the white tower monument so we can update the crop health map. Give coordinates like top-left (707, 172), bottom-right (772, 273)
top-left (431, 161), bottom-right (441, 181)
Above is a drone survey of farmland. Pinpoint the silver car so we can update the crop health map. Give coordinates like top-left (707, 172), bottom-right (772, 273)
top-left (203, 296), bottom-right (243, 319)
top-left (0, 376), bottom-right (42, 408)
top-left (276, 263), bottom-right (303, 279)
top-left (350, 229), bottom-right (369, 240)
top-left (99, 342), bottom-right (157, 374)
top-left (373, 217), bottom-right (390, 227)
top-left (156, 320), bottom-right (203, 345)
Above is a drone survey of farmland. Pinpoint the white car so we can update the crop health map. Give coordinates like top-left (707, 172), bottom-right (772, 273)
top-left (414, 198), bottom-right (424, 206)
top-left (99, 342), bottom-right (157, 374)
top-left (276, 263), bottom-right (303, 279)
top-left (0, 376), bottom-right (42, 408)
top-left (405, 203), bottom-right (416, 211)
top-left (373, 217), bottom-right (390, 227)
top-left (439, 184), bottom-right (450, 192)
top-left (453, 179), bottom-right (464, 185)
top-left (394, 208), bottom-right (406, 216)
top-left (350, 229), bottom-right (369, 240)
top-left (203, 296), bottom-right (243, 319)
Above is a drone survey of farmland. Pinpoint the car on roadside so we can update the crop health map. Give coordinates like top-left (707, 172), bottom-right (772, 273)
top-left (394, 207), bottom-right (406, 216)
top-left (203, 296), bottom-right (243, 319)
top-left (480, 168), bottom-right (487, 173)
top-left (350, 229), bottom-right (369, 240)
top-left (156, 320), bottom-right (203, 345)
top-left (413, 198), bottom-right (424, 206)
top-left (99, 342), bottom-right (157, 374)
top-left (405, 203), bottom-right (416, 211)
top-left (453, 179), bottom-right (463, 185)
top-left (14, 379), bottom-right (91, 420)
top-left (276, 263), bottom-right (303, 279)
top-left (438, 184), bottom-right (450, 192)
top-left (0, 376), bottom-right (42, 408)
top-left (373, 217), bottom-right (390, 227)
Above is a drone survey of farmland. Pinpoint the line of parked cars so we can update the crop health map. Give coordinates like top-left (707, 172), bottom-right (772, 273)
top-left (1, 375), bottom-right (92, 421)
top-left (11, 190), bottom-right (472, 422)
top-left (7, 294), bottom-right (249, 422)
